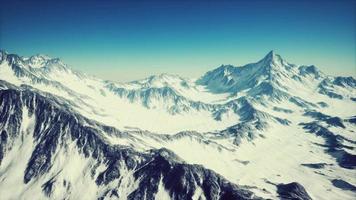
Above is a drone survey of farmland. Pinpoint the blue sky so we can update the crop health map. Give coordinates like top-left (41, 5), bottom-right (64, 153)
top-left (1, 0), bottom-right (355, 81)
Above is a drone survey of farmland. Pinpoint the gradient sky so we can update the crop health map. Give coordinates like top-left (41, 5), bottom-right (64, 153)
top-left (1, 0), bottom-right (355, 81)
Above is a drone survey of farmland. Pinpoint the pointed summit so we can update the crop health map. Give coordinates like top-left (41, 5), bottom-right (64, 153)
top-left (23, 53), bottom-right (65, 70)
top-left (0, 50), bottom-right (7, 62)
top-left (26, 54), bottom-right (51, 68)
top-left (259, 50), bottom-right (275, 62)
top-left (261, 50), bottom-right (280, 63)
top-left (266, 50), bottom-right (275, 58)
top-left (257, 50), bottom-right (289, 69)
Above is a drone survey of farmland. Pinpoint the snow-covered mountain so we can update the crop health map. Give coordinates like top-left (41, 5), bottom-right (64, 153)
top-left (0, 50), bottom-right (355, 199)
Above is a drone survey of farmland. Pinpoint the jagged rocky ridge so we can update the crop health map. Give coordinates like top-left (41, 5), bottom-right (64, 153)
top-left (276, 182), bottom-right (312, 200)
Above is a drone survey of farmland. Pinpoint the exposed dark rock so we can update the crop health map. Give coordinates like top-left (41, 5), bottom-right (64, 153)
top-left (277, 182), bottom-right (312, 200)
top-left (346, 116), bottom-right (356, 125)
top-left (299, 65), bottom-right (322, 79)
top-left (289, 97), bottom-right (317, 108)
top-left (330, 150), bottom-right (356, 170)
top-left (301, 163), bottom-right (332, 169)
top-left (333, 77), bottom-right (356, 88)
top-left (304, 111), bottom-right (345, 128)
top-left (331, 179), bottom-right (356, 192)
top-left (42, 178), bottom-right (56, 197)
top-left (300, 122), bottom-right (356, 169)
top-left (273, 106), bottom-right (293, 113)
top-left (320, 90), bottom-right (343, 99)
top-left (317, 102), bottom-right (328, 108)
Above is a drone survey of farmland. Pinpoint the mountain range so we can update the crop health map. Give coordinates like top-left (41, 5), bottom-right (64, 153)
top-left (0, 50), bottom-right (355, 199)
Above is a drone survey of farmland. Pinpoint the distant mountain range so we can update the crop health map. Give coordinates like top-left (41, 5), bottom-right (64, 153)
top-left (0, 50), bottom-right (355, 199)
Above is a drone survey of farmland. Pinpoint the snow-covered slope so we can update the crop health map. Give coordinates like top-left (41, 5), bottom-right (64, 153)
top-left (0, 82), bottom-right (261, 199)
top-left (0, 50), bottom-right (355, 199)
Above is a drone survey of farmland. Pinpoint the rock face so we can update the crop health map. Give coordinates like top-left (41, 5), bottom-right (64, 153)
top-left (331, 179), bottom-right (356, 192)
top-left (277, 182), bottom-right (312, 200)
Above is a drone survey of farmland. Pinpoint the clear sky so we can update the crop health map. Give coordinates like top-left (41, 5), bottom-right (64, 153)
top-left (1, 0), bottom-right (355, 81)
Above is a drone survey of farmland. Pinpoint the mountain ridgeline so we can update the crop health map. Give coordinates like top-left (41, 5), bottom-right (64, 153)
top-left (0, 50), bottom-right (355, 199)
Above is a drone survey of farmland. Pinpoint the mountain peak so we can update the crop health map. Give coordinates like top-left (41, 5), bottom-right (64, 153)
top-left (0, 49), bottom-right (8, 56)
top-left (30, 54), bottom-right (52, 60)
top-left (266, 50), bottom-right (275, 57)
top-left (25, 54), bottom-right (52, 68)
top-left (21, 54), bottom-right (66, 70)
top-left (0, 50), bottom-right (7, 62)
top-left (255, 51), bottom-right (294, 74)
top-left (260, 50), bottom-right (283, 64)
top-left (143, 73), bottom-right (182, 83)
